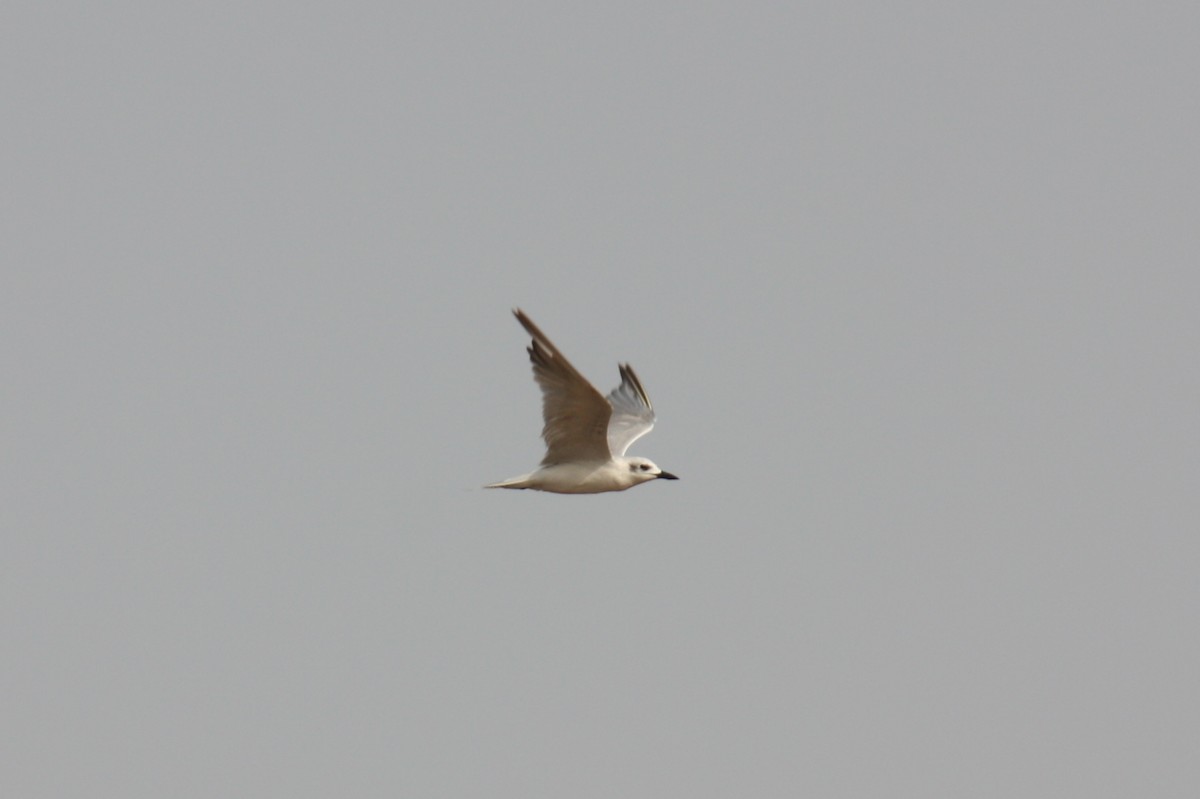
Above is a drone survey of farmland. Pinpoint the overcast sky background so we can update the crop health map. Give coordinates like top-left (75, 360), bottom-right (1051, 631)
top-left (4, 2), bottom-right (1198, 796)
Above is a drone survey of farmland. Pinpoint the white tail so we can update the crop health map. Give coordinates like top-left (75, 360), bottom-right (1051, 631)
top-left (484, 473), bottom-right (535, 490)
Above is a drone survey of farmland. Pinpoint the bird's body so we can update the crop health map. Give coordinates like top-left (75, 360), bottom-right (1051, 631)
top-left (486, 460), bottom-right (651, 494)
top-left (487, 310), bottom-right (678, 494)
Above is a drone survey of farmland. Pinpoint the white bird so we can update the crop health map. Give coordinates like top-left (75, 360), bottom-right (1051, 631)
top-left (487, 309), bottom-right (679, 494)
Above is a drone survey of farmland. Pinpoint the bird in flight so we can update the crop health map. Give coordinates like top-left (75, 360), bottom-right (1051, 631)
top-left (487, 309), bottom-right (679, 494)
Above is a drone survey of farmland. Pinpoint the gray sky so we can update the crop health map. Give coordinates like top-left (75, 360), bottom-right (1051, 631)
top-left (4, 2), bottom-right (1198, 796)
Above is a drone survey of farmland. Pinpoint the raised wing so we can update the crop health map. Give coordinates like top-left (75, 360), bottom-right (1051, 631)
top-left (513, 310), bottom-right (613, 465)
top-left (605, 363), bottom-right (657, 457)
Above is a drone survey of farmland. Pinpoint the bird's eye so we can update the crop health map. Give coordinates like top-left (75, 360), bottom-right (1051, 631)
top-left (640, 464), bottom-right (649, 471)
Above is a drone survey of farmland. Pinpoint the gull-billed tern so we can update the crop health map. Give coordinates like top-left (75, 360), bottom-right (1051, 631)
top-left (487, 309), bottom-right (679, 494)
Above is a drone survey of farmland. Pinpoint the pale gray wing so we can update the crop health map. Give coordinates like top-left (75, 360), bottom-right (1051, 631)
top-left (605, 363), bottom-right (657, 457)
top-left (513, 310), bottom-right (613, 465)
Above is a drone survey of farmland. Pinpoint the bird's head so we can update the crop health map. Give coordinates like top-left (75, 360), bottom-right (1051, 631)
top-left (626, 457), bottom-right (679, 485)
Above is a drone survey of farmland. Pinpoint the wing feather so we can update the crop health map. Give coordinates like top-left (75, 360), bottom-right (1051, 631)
top-left (605, 363), bottom-right (657, 456)
top-left (513, 310), bottom-right (613, 465)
